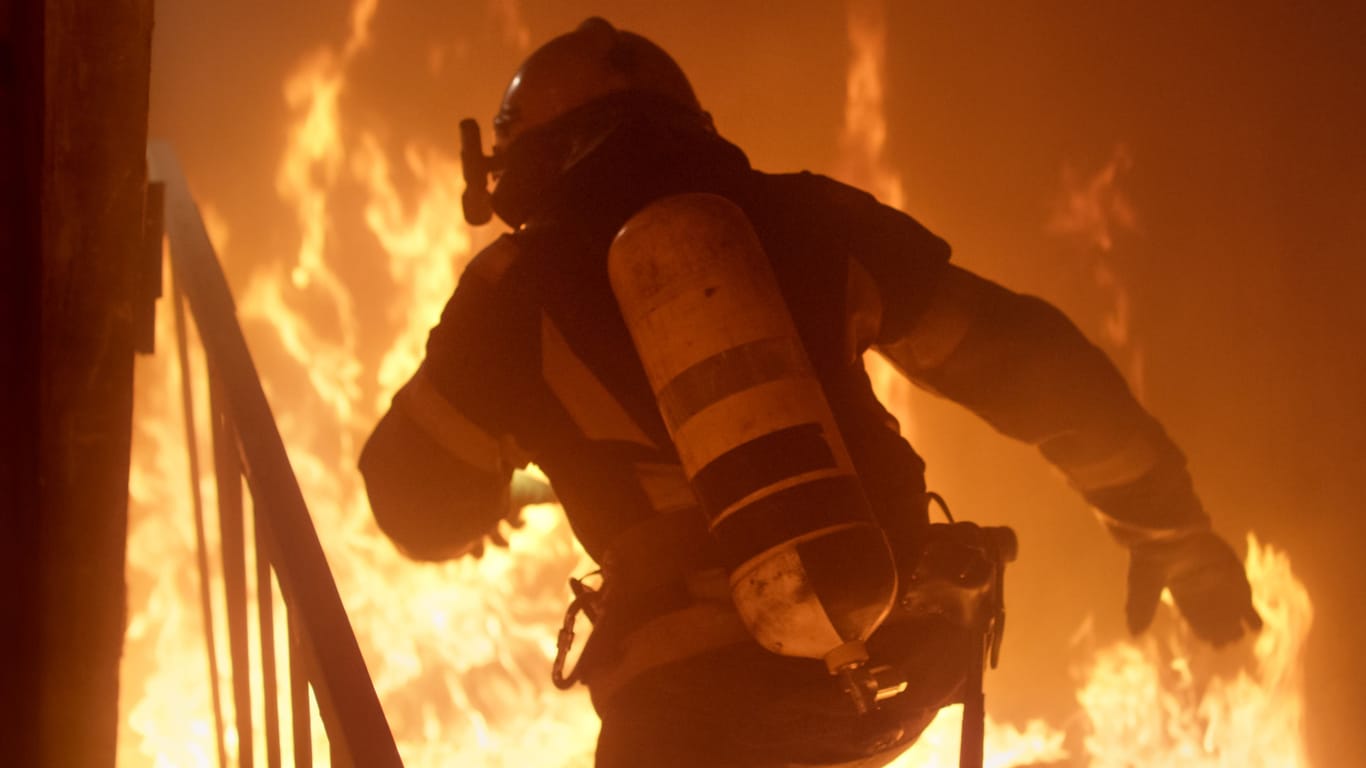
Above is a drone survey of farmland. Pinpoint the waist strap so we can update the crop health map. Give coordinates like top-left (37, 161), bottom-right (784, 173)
top-left (580, 508), bottom-right (742, 709)
top-left (600, 505), bottom-right (719, 596)
top-left (583, 589), bottom-right (753, 712)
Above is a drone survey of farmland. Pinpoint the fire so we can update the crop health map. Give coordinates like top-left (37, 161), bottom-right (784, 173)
top-left (1076, 535), bottom-right (1311, 767)
top-left (836, 0), bottom-right (919, 440)
top-left (123, 0), bottom-right (598, 764)
top-left (262, 5), bottom-right (599, 762)
top-left (831, 1), bottom-right (1312, 766)
top-left (1047, 144), bottom-right (1145, 396)
top-left (121, 1), bottom-right (1313, 766)
top-left (1048, 144), bottom-right (1138, 256)
top-left (836, 0), bottom-right (905, 210)
top-left (890, 708), bottom-right (1068, 768)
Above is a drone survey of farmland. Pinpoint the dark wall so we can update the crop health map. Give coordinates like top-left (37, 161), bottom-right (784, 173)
top-left (1, 0), bottom-right (47, 761)
top-left (2, 1), bottom-right (154, 766)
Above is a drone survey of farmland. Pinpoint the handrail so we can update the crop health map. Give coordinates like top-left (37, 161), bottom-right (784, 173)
top-left (147, 142), bottom-right (403, 768)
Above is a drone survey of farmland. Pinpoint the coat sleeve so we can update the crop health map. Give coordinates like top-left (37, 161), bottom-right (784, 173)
top-left (359, 236), bottom-right (537, 560)
top-left (875, 264), bottom-right (1210, 544)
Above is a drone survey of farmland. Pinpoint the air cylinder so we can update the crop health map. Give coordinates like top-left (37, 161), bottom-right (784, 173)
top-left (608, 192), bottom-right (896, 675)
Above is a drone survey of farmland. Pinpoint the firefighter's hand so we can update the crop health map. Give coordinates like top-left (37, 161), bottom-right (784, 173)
top-left (469, 471), bottom-right (557, 558)
top-left (1126, 530), bottom-right (1262, 646)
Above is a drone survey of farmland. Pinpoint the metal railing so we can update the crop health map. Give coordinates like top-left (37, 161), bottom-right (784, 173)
top-left (147, 142), bottom-right (403, 768)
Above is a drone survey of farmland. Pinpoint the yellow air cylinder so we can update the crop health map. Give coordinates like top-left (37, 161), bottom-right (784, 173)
top-left (608, 192), bottom-right (896, 676)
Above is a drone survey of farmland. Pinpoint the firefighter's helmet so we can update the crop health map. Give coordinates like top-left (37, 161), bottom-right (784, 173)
top-left (461, 18), bottom-right (708, 226)
top-left (493, 17), bottom-right (701, 151)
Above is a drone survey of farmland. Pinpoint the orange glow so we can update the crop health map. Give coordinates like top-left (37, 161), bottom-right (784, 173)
top-left (837, 0), bottom-right (918, 441)
top-left (122, 2), bottom-right (1316, 766)
top-left (1048, 144), bottom-right (1144, 396)
top-left (1075, 535), bottom-right (1311, 766)
top-left (122, 1), bottom-right (599, 764)
top-left (836, 0), bottom-right (905, 210)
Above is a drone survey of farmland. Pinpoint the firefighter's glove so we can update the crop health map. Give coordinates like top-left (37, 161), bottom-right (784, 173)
top-left (469, 471), bottom-right (557, 558)
top-left (1125, 530), bottom-right (1262, 646)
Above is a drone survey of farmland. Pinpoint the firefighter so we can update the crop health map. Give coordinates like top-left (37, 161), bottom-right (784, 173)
top-left (359, 18), bottom-right (1261, 768)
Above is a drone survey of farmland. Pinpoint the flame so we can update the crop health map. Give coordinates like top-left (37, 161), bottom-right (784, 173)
top-left (1048, 145), bottom-right (1138, 255)
top-left (837, 0), bottom-right (905, 210)
top-left (881, 536), bottom-right (1312, 768)
top-left (123, 0), bottom-right (598, 764)
top-left (122, 292), bottom-right (225, 767)
top-left (836, 0), bottom-right (921, 443)
top-left (122, 1), bottom-right (1313, 766)
top-left (1047, 144), bottom-right (1144, 396)
top-left (890, 708), bottom-right (1069, 768)
top-left (1076, 535), bottom-right (1311, 767)
top-left (831, 2), bottom-right (1312, 766)
top-left (488, 0), bottom-right (532, 53)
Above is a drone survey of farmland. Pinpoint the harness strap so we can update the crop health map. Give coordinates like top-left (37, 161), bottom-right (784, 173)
top-left (599, 504), bottom-right (719, 597)
top-left (568, 506), bottom-right (746, 707)
top-left (583, 591), bottom-right (753, 712)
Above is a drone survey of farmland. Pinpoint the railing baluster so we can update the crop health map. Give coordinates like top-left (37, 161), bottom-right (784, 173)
top-left (211, 368), bottom-right (253, 768)
top-left (171, 273), bottom-right (228, 768)
top-left (150, 141), bottom-right (403, 767)
top-left (256, 503), bottom-right (283, 768)
top-left (289, 611), bottom-right (313, 768)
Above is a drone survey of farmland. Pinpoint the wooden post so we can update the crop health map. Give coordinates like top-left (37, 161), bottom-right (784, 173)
top-left (0, 2), bottom-right (49, 766)
top-left (1, 1), bottom-right (154, 767)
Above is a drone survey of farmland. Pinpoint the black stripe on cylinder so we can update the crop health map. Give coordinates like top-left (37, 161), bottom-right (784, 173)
top-left (692, 423), bottom-right (836, 521)
top-left (655, 336), bottom-right (810, 431)
top-left (796, 525), bottom-right (896, 641)
top-left (712, 475), bottom-right (870, 571)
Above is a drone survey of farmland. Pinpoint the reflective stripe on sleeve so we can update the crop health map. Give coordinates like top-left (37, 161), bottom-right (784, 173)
top-left (876, 264), bottom-right (985, 373)
top-left (1058, 429), bottom-right (1161, 493)
top-left (1091, 508), bottom-right (1209, 546)
top-left (394, 367), bottom-right (502, 474)
top-left (844, 258), bottom-right (883, 359)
